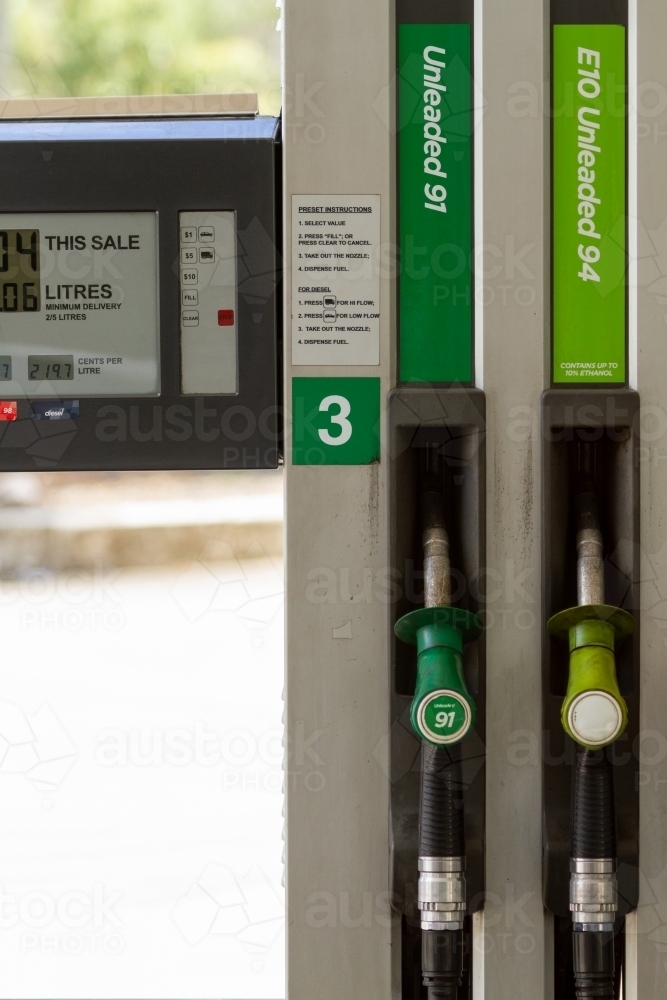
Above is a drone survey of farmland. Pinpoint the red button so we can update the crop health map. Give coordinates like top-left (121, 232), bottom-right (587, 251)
top-left (0, 401), bottom-right (17, 421)
top-left (218, 309), bottom-right (235, 326)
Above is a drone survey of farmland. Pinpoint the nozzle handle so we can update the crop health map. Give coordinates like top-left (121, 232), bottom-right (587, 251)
top-left (410, 623), bottom-right (476, 745)
top-left (560, 618), bottom-right (628, 748)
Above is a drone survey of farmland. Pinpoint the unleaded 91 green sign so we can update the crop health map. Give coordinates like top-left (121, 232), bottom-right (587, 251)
top-left (398, 24), bottom-right (473, 384)
top-left (420, 690), bottom-right (470, 744)
top-left (553, 24), bottom-right (626, 384)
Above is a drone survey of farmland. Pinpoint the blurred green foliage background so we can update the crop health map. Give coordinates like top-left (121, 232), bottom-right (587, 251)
top-left (2, 0), bottom-right (281, 112)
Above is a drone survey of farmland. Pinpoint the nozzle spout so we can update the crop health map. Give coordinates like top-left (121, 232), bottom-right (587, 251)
top-left (422, 487), bottom-right (451, 609)
top-left (576, 490), bottom-right (604, 607)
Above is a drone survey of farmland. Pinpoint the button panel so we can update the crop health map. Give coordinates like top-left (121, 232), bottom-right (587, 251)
top-left (179, 211), bottom-right (237, 395)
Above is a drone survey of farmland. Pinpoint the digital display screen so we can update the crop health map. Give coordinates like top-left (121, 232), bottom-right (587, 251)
top-left (0, 230), bottom-right (40, 312)
top-left (0, 212), bottom-right (159, 397)
top-left (28, 355), bottom-right (74, 380)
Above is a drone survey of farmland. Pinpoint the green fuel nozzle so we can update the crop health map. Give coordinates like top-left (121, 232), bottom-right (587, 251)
top-left (394, 447), bottom-right (481, 1000)
top-left (395, 469), bottom-right (481, 748)
top-left (395, 607), bottom-right (480, 746)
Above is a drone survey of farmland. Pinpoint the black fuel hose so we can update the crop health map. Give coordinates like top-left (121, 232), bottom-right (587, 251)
top-left (571, 746), bottom-right (617, 1000)
top-left (571, 747), bottom-right (616, 859)
top-left (420, 743), bottom-right (465, 998)
top-left (420, 742), bottom-right (465, 858)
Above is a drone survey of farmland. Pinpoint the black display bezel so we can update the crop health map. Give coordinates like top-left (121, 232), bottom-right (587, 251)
top-left (0, 116), bottom-right (280, 470)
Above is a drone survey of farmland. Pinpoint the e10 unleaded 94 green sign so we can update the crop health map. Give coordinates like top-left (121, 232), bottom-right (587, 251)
top-left (553, 24), bottom-right (626, 384)
top-left (398, 24), bottom-right (472, 384)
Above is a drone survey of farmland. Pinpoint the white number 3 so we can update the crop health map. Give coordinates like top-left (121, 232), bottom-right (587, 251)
top-left (318, 395), bottom-right (352, 446)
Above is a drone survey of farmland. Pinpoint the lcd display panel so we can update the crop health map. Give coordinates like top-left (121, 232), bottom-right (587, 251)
top-left (0, 212), bottom-right (160, 397)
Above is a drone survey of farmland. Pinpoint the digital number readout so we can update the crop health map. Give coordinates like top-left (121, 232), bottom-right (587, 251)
top-left (0, 230), bottom-right (40, 312)
top-left (28, 355), bottom-right (73, 381)
top-left (0, 356), bottom-right (11, 380)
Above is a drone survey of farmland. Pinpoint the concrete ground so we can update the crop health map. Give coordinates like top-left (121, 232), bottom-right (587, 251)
top-left (0, 472), bottom-right (285, 999)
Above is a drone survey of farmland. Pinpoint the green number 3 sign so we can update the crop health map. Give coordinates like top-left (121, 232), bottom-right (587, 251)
top-left (292, 377), bottom-right (381, 465)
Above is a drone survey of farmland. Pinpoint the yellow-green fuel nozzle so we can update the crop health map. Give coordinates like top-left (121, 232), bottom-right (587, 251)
top-left (547, 447), bottom-right (635, 999)
top-left (548, 485), bottom-right (634, 750)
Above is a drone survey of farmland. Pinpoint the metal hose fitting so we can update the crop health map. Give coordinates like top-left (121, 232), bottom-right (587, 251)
top-left (570, 859), bottom-right (617, 930)
top-left (418, 857), bottom-right (466, 932)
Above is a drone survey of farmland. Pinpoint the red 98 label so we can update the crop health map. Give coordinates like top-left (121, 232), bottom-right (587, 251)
top-left (0, 401), bottom-right (18, 421)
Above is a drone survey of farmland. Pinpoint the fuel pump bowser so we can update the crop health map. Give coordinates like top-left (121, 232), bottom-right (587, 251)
top-left (544, 2), bottom-right (639, 996)
top-left (286, 0), bottom-right (667, 999)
